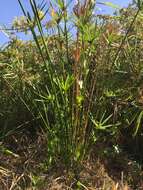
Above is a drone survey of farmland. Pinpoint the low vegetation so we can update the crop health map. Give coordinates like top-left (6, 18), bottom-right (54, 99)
top-left (0, 0), bottom-right (143, 189)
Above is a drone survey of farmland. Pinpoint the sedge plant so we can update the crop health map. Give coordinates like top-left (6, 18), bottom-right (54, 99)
top-left (16, 0), bottom-right (104, 167)
top-left (15, 0), bottom-right (143, 168)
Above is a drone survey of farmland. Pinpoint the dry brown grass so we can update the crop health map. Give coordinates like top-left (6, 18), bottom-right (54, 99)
top-left (0, 131), bottom-right (143, 190)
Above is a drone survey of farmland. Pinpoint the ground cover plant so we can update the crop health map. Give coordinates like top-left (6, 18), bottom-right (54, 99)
top-left (0, 0), bottom-right (143, 189)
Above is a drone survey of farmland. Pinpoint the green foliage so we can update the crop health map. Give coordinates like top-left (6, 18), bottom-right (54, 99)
top-left (0, 0), bottom-right (143, 169)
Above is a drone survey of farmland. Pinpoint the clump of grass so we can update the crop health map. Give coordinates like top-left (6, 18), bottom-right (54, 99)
top-left (15, 0), bottom-right (100, 167)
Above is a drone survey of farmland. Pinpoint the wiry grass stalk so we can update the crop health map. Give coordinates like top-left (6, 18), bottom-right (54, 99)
top-left (111, 2), bottom-right (143, 68)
